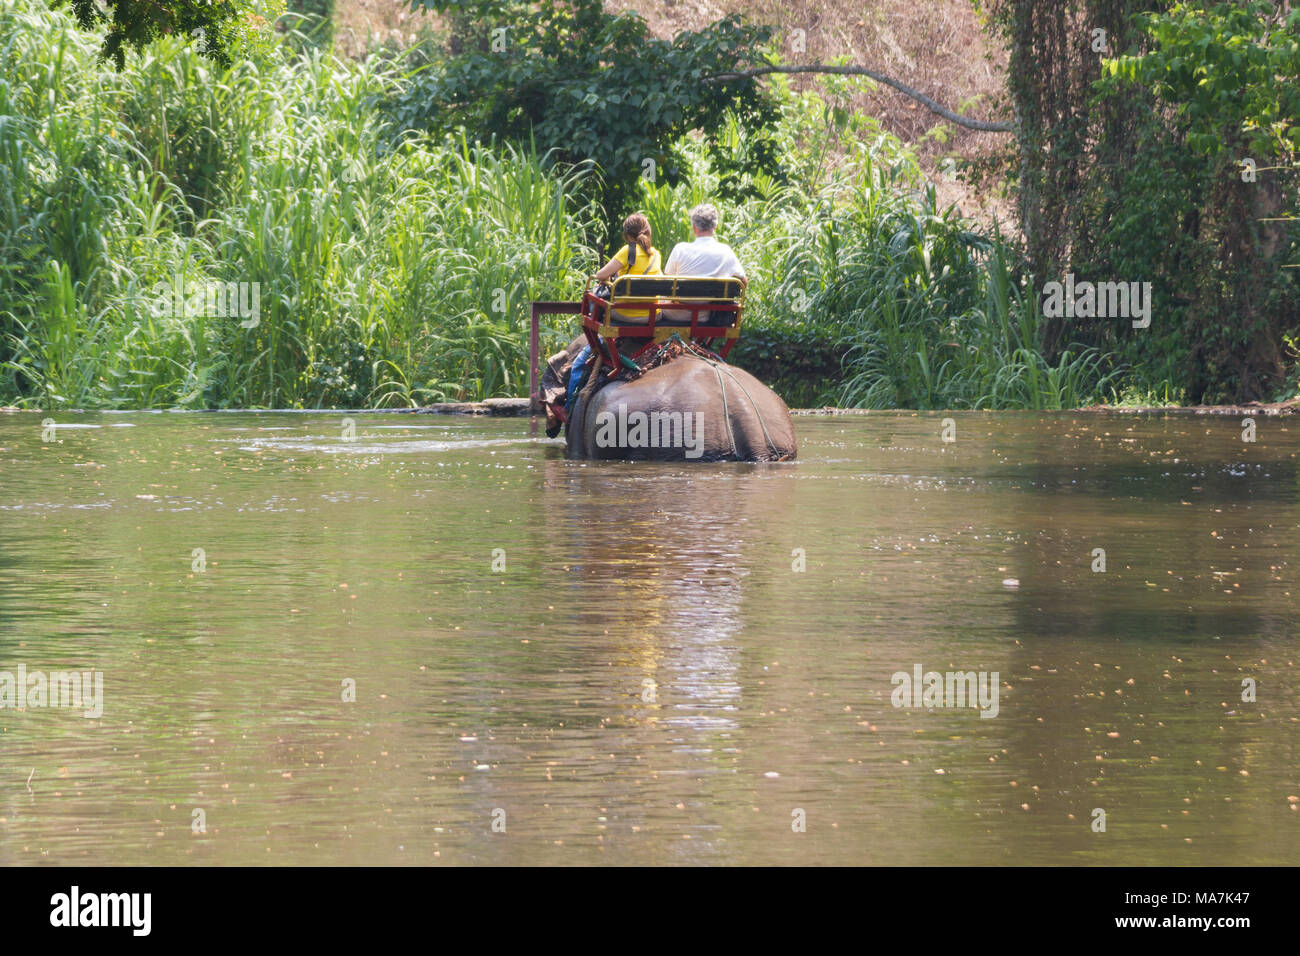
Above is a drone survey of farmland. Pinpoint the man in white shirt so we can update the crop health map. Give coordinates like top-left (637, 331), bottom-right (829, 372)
top-left (660, 204), bottom-right (746, 323)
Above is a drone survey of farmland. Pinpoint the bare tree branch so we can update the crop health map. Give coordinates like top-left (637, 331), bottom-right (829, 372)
top-left (704, 64), bottom-right (1015, 133)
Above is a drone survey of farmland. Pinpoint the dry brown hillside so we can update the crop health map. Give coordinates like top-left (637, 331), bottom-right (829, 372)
top-left (617, 0), bottom-right (1012, 221)
top-left (333, 0), bottom-right (434, 55)
top-left (332, 0), bottom-right (1013, 221)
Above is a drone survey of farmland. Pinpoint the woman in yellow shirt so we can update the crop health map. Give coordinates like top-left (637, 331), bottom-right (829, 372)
top-left (554, 214), bottom-right (660, 432)
top-left (593, 213), bottom-right (661, 322)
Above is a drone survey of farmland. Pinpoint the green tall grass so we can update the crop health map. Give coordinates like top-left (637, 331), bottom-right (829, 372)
top-left (832, 238), bottom-right (1123, 410)
top-left (0, 0), bottom-right (597, 408)
top-left (1, 0), bottom-right (1122, 410)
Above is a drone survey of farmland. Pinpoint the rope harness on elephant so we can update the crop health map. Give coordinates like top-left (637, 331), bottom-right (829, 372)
top-left (691, 351), bottom-right (785, 460)
top-left (621, 334), bottom-right (785, 460)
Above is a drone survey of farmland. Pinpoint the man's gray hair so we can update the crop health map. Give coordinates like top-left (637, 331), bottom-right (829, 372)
top-left (689, 204), bottom-right (719, 233)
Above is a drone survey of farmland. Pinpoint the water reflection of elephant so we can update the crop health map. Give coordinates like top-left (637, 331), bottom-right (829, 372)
top-left (538, 457), bottom-right (798, 730)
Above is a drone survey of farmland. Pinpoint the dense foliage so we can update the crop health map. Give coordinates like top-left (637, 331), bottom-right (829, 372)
top-left (3, 0), bottom-right (1121, 410)
top-left (391, 0), bottom-right (781, 232)
top-left (55, 0), bottom-right (255, 68)
top-left (978, 0), bottom-right (1299, 402)
top-left (15, 0), bottom-right (1286, 410)
top-left (1, 0), bottom-right (598, 408)
top-left (284, 0), bottom-right (334, 48)
top-left (1103, 1), bottom-right (1299, 399)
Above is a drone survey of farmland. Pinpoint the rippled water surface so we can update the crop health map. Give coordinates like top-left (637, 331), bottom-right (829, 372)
top-left (0, 410), bottom-right (1296, 865)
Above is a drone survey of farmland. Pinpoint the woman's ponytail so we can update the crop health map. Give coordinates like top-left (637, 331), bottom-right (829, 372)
top-left (622, 213), bottom-right (653, 260)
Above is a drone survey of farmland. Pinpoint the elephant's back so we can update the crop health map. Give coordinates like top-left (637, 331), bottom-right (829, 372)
top-left (577, 354), bottom-right (797, 462)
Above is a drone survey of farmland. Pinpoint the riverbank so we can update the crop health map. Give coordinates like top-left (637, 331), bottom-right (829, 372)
top-left (10, 397), bottom-right (1299, 417)
top-left (794, 399), bottom-right (1300, 417)
top-left (1071, 397), bottom-right (1300, 417)
top-left (408, 397), bottom-right (1300, 417)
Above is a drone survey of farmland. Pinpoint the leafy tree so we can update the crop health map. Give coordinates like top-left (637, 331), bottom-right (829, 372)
top-left (393, 0), bottom-right (781, 232)
top-left (55, 0), bottom-right (251, 68)
top-left (1107, 2), bottom-right (1299, 160)
top-left (1100, 1), bottom-right (1299, 399)
top-left (979, 0), bottom-right (1298, 401)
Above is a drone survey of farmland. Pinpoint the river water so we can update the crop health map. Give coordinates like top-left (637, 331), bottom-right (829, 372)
top-left (0, 409), bottom-right (1296, 865)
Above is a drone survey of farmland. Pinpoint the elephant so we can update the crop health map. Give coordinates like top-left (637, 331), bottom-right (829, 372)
top-left (565, 348), bottom-right (798, 462)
